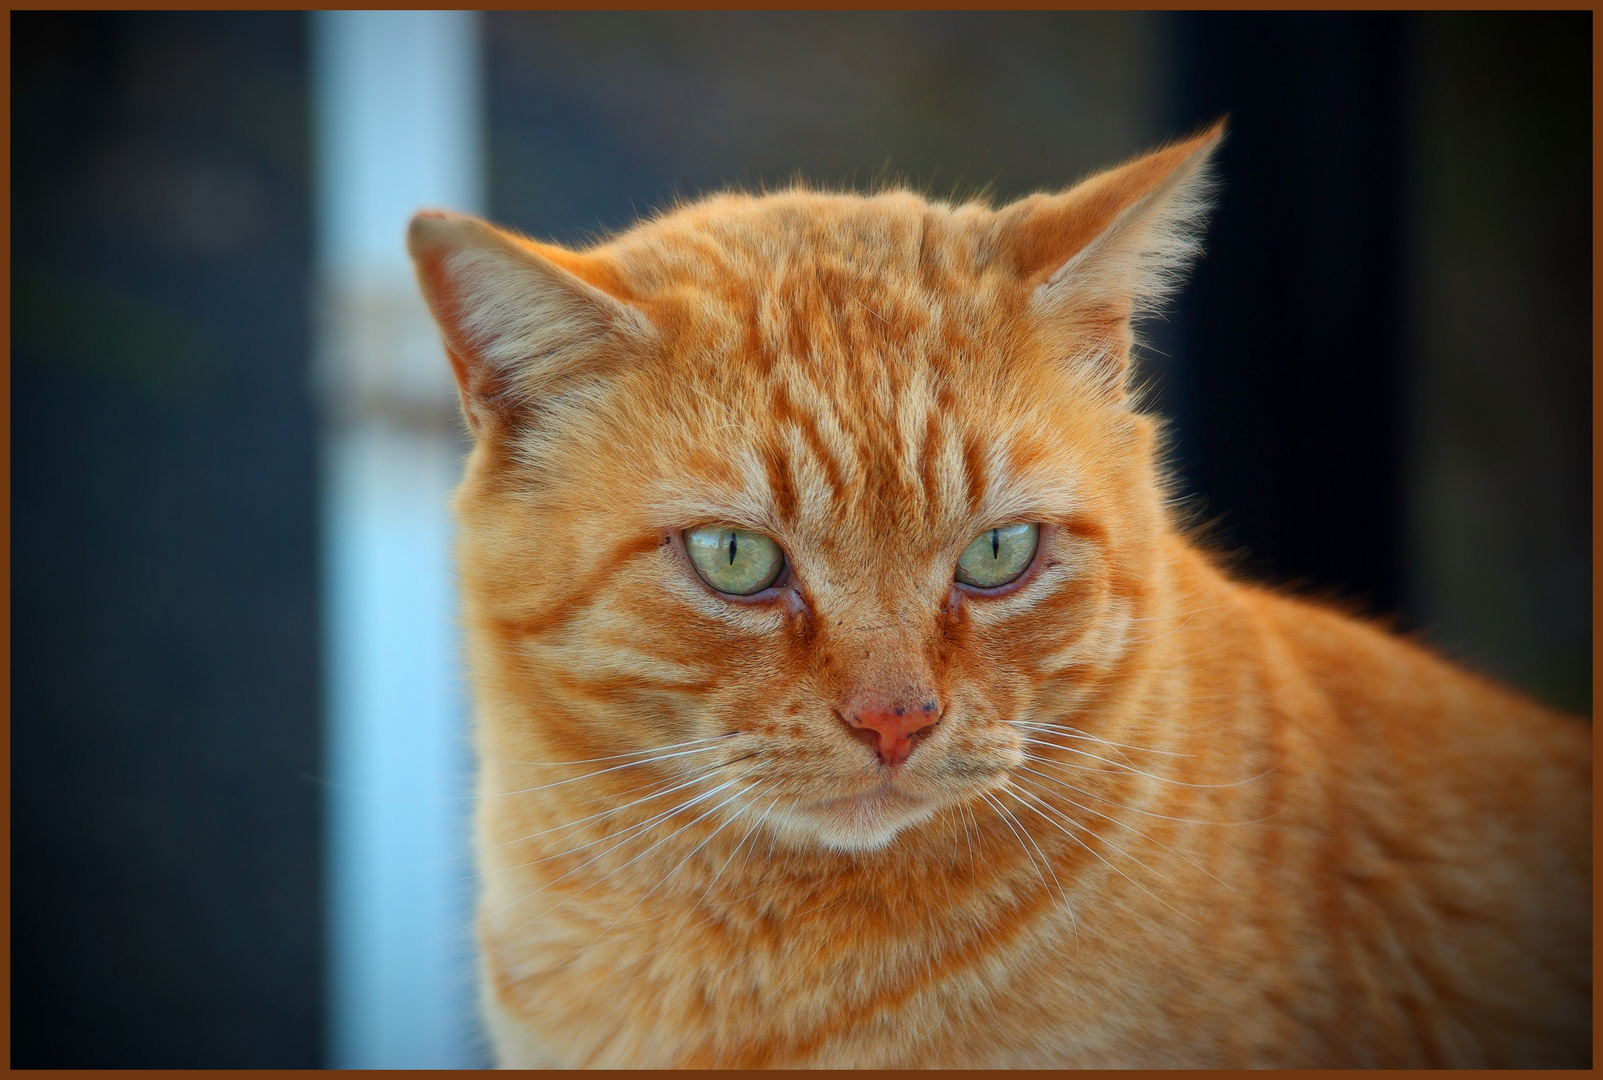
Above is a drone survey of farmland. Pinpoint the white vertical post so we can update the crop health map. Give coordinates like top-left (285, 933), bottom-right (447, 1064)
top-left (311, 11), bottom-right (485, 1069)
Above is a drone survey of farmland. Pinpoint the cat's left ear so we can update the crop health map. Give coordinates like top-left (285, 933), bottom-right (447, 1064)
top-left (992, 120), bottom-right (1224, 394)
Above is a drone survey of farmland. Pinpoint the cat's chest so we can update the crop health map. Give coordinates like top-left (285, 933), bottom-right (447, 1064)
top-left (479, 866), bottom-right (1146, 1067)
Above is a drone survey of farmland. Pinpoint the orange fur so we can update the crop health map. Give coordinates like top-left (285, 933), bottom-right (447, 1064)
top-left (408, 125), bottom-right (1590, 1067)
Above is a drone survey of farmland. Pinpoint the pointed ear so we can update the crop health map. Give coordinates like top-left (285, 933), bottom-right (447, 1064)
top-left (992, 120), bottom-right (1224, 394)
top-left (407, 211), bottom-right (657, 434)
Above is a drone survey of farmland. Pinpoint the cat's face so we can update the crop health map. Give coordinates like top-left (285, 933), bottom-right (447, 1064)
top-left (416, 130), bottom-right (1218, 853)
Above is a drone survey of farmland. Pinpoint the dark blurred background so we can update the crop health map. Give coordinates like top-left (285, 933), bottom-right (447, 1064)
top-left (11, 11), bottom-right (1590, 1068)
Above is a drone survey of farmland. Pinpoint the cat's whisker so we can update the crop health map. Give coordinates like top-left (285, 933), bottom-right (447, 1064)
top-left (418, 768), bottom-right (699, 871)
top-left (848, 290), bottom-right (889, 325)
top-left (490, 731), bottom-right (739, 769)
top-left (481, 781), bottom-right (679, 853)
top-left (1017, 758), bottom-right (1274, 828)
top-left (1009, 720), bottom-right (1191, 758)
top-left (985, 789), bottom-right (1080, 948)
top-left (954, 802), bottom-right (978, 873)
top-left (1010, 726), bottom-right (1190, 777)
top-left (472, 775), bottom-right (750, 933)
top-left (979, 789), bottom-right (1067, 908)
top-left (429, 765), bottom-right (746, 942)
top-left (487, 808), bottom-right (671, 879)
top-left (558, 757), bottom-right (757, 850)
top-left (1011, 717), bottom-right (1173, 745)
top-left (1004, 780), bottom-right (1198, 928)
top-left (1010, 777), bottom-right (1182, 891)
top-left (717, 796), bottom-right (778, 887)
top-left (1019, 756), bottom-right (1269, 826)
top-left (964, 802), bottom-right (992, 864)
top-left (1125, 609), bottom-right (1220, 647)
top-left (1015, 734), bottom-right (1271, 789)
top-left (1125, 602), bottom-right (1226, 623)
top-left (482, 758), bottom-right (746, 864)
top-left (1015, 728), bottom-right (1148, 771)
top-left (482, 751), bottom-right (760, 864)
top-left (1017, 735), bottom-right (1178, 779)
top-left (1012, 768), bottom-right (1235, 891)
top-left (484, 740), bottom-right (744, 798)
top-left (516, 778), bottom-right (759, 932)
top-left (643, 794), bottom-right (780, 958)
top-left (560, 782), bottom-right (761, 959)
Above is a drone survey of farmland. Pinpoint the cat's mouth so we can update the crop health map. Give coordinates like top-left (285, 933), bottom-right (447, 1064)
top-left (808, 781), bottom-right (924, 818)
top-left (789, 780), bottom-right (941, 850)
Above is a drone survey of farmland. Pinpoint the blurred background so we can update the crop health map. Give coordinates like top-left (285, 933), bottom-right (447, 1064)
top-left (12, 11), bottom-right (1590, 1069)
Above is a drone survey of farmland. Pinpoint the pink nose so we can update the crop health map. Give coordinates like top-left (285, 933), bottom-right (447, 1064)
top-left (845, 699), bottom-right (941, 767)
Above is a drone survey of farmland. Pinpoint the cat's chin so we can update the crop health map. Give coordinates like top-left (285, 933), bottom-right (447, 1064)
top-left (773, 783), bottom-right (945, 853)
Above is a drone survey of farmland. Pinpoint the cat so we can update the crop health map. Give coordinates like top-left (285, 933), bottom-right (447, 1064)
top-left (407, 122), bottom-right (1591, 1068)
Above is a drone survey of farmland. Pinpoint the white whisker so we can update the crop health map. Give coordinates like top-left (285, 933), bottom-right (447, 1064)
top-left (472, 776), bottom-right (748, 933)
top-left (491, 731), bottom-right (738, 768)
top-left (1006, 779), bottom-right (1197, 927)
top-left (651, 795), bottom-right (780, 957)
top-left (1013, 768), bottom-right (1234, 890)
top-left (516, 777), bottom-right (756, 932)
top-left (1126, 602), bottom-right (1226, 623)
top-left (1009, 720), bottom-right (1191, 758)
top-left (956, 802), bottom-right (977, 873)
top-left (985, 789), bottom-right (1079, 948)
top-left (1014, 732), bottom-right (1270, 789)
top-left (482, 754), bottom-right (755, 855)
top-left (562, 782), bottom-right (761, 958)
top-left (485, 740), bottom-right (742, 798)
top-left (1017, 758), bottom-right (1275, 827)
top-left (980, 790), bottom-right (1065, 906)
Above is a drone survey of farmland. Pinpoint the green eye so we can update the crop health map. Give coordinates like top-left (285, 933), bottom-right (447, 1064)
top-left (684, 526), bottom-right (786, 596)
top-left (955, 523), bottom-right (1039, 588)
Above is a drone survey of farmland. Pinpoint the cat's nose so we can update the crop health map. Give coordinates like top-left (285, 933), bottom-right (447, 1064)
top-left (844, 698), bottom-right (942, 768)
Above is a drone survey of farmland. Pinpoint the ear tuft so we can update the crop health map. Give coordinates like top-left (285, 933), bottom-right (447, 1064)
top-left (407, 212), bottom-right (655, 434)
top-left (993, 120), bottom-right (1225, 394)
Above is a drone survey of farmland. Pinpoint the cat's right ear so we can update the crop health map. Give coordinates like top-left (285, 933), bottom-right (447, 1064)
top-left (990, 121), bottom-right (1224, 395)
top-left (407, 211), bottom-right (656, 435)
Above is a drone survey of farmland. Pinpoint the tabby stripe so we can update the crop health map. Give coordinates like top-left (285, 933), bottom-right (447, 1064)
top-left (492, 530), bottom-right (664, 641)
top-left (772, 380), bottom-right (848, 501)
top-left (760, 438), bottom-right (800, 525)
top-left (714, 827), bottom-right (1064, 1068)
top-left (961, 431), bottom-right (989, 513)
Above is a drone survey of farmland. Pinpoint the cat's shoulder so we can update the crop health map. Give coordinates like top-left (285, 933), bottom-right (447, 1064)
top-left (1239, 578), bottom-right (1589, 773)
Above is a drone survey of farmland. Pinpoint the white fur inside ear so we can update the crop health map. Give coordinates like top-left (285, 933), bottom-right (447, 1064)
top-left (409, 213), bottom-right (658, 427)
top-left (442, 240), bottom-right (655, 401)
top-left (1031, 146), bottom-right (1219, 324)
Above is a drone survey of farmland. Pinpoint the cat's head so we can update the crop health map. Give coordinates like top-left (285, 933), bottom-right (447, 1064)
top-left (411, 126), bottom-right (1220, 853)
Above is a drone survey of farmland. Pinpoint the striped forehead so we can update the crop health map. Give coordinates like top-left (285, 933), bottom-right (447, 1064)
top-left (628, 213), bottom-right (1087, 540)
top-left (755, 256), bottom-right (965, 529)
top-left (656, 297), bottom-right (1063, 545)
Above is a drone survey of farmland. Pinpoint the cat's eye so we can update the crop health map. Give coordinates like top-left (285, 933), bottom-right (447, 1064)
top-left (955, 522), bottom-right (1040, 589)
top-left (684, 526), bottom-right (786, 596)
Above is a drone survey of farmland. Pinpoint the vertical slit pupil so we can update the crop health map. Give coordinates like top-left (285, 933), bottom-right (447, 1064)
top-left (728, 532), bottom-right (738, 565)
top-left (991, 529), bottom-right (999, 559)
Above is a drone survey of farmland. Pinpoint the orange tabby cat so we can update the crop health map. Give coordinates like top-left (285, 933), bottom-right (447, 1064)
top-left (407, 124), bottom-right (1590, 1068)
